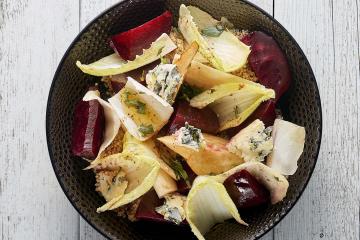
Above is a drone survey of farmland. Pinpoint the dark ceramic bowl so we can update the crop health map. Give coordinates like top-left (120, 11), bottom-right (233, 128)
top-left (46, 0), bottom-right (322, 239)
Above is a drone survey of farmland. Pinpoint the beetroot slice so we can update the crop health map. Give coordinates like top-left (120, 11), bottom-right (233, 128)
top-left (223, 169), bottom-right (270, 210)
top-left (110, 11), bottom-right (172, 60)
top-left (135, 189), bottom-right (187, 225)
top-left (167, 100), bottom-right (219, 134)
top-left (241, 31), bottom-right (291, 102)
top-left (225, 100), bottom-right (276, 137)
top-left (71, 100), bottom-right (105, 160)
top-left (110, 80), bottom-right (126, 93)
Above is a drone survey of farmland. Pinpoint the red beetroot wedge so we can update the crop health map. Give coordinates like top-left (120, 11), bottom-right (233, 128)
top-left (167, 100), bottom-right (219, 134)
top-left (71, 100), bottom-right (105, 160)
top-left (226, 100), bottom-right (276, 137)
top-left (224, 169), bottom-right (270, 210)
top-left (135, 189), bottom-right (187, 225)
top-left (110, 11), bottom-right (172, 60)
top-left (241, 31), bottom-right (291, 102)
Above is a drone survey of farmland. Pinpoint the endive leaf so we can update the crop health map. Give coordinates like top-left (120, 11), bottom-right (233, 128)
top-left (210, 86), bottom-right (274, 130)
top-left (96, 153), bottom-right (160, 212)
top-left (267, 119), bottom-right (306, 176)
top-left (157, 133), bottom-right (244, 176)
top-left (189, 82), bottom-right (244, 109)
top-left (190, 81), bottom-right (275, 131)
top-left (108, 77), bottom-right (173, 141)
top-left (178, 5), bottom-right (250, 72)
top-left (76, 33), bottom-right (177, 76)
top-left (185, 61), bottom-right (260, 90)
top-left (186, 176), bottom-right (247, 240)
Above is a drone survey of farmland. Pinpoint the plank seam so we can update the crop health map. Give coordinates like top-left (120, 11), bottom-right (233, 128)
top-left (330, 0), bottom-right (336, 117)
top-left (355, 0), bottom-right (360, 238)
top-left (273, 0), bottom-right (275, 18)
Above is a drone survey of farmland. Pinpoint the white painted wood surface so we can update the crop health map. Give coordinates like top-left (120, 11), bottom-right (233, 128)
top-left (0, 0), bottom-right (358, 239)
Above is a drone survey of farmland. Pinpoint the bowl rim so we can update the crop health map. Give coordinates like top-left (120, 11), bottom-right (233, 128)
top-left (46, 0), bottom-right (322, 239)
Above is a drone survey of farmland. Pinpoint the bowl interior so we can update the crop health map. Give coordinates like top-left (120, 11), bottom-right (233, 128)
top-left (46, 0), bottom-right (322, 239)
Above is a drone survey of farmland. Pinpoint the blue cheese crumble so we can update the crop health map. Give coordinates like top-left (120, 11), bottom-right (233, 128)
top-left (146, 64), bottom-right (182, 104)
top-left (155, 193), bottom-right (186, 225)
top-left (227, 119), bottom-right (273, 162)
top-left (175, 122), bottom-right (204, 149)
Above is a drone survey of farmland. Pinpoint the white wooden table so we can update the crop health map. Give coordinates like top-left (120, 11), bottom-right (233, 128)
top-left (0, 0), bottom-right (359, 239)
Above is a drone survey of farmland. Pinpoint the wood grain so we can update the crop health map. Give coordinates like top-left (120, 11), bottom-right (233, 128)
top-left (0, 0), bottom-right (80, 239)
top-left (274, 0), bottom-right (360, 239)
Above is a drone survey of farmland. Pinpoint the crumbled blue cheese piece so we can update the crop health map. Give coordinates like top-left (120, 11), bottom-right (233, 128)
top-left (146, 64), bottom-right (182, 104)
top-left (227, 119), bottom-right (273, 162)
top-left (175, 122), bottom-right (204, 149)
top-left (155, 193), bottom-right (186, 225)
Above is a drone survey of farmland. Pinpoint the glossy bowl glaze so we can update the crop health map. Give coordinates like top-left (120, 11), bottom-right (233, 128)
top-left (46, 0), bottom-right (322, 239)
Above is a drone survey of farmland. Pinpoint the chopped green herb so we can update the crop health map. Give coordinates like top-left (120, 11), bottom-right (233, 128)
top-left (201, 25), bottom-right (224, 37)
top-left (170, 156), bottom-right (190, 186)
top-left (157, 46), bottom-right (165, 56)
top-left (274, 176), bottom-right (280, 182)
top-left (161, 57), bottom-right (170, 64)
top-left (178, 84), bottom-right (203, 102)
top-left (123, 90), bottom-right (146, 114)
top-left (138, 124), bottom-right (154, 137)
top-left (126, 99), bottom-right (146, 114)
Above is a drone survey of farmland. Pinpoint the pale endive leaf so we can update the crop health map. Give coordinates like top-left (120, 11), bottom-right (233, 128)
top-left (76, 33), bottom-right (177, 76)
top-left (157, 133), bottom-right (244, 176)
top-left (189, 82), bottom-right (245, 109)
top-left (210, 86), bottom-right (274, 130)
top-left (189, 81), bottom-right (275, 130)
top-left (212, 161), bottom-right (289, 204)
top-left (267, 119), bottom-right (306, 175)
top-left (121, 132), bottom-right (178, 198)
top-left (108, 77), bottom-right (173, 141)
top-left (96, 133), bottom-right (162, 212)
top-left (178, 5), bottom-right (250, 72)
top-left (185, 61), bottom-right (260, 90)
top-left (186, 176), bottom-right (247, 240)
top-left (96, 154), bottom-right (160, 212)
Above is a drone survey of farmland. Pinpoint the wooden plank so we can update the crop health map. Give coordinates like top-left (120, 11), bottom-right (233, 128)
top-left (248, 0), bottom-right (273, 14)
top-left (0, 0), bottom-right (79, 240)
top-left (274, 0), bottom-right (360, 239)
top-left (78, 2), bottom-right (119, 239)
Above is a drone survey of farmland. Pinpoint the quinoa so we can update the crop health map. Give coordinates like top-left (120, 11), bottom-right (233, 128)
top-left (100, 128), bottom-right (125, 158)
top-left (231, 29), bottom-right (250, 41)
top-left (231, 63), bottom-right (258, 82)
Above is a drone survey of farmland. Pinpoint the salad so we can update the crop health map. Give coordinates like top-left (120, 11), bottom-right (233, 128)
top-left (72, 5), bottom-right (305, 240)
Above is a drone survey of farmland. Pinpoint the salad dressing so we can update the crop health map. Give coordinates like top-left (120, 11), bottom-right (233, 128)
top-left (120, 88), bottom-right (161, 136)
